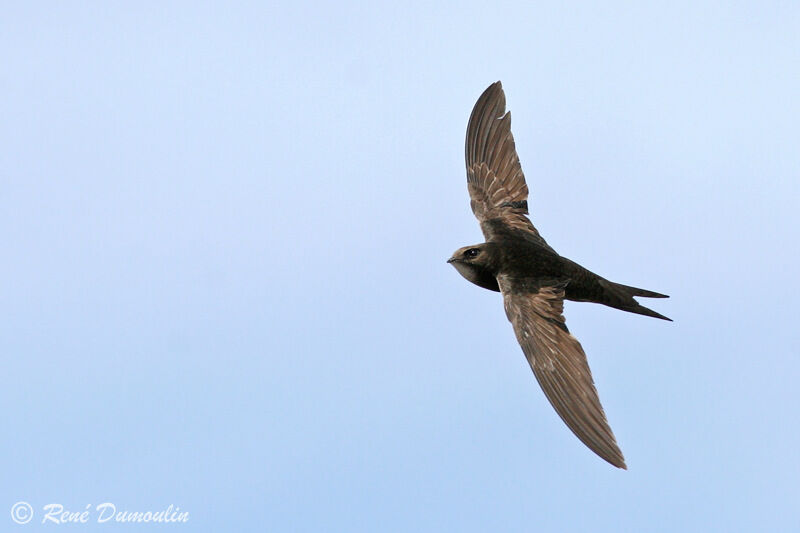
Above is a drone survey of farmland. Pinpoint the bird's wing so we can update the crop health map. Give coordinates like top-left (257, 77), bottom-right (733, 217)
top-left (499, 279), bottom-right (627, 469)
top-left (465, 82), bottom-right (549, 248)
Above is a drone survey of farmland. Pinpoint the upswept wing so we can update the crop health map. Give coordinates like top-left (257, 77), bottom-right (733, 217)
top-left (499, 279), bottom-right (627, 469)
top-left (465, 82), bottom-right (548, 247)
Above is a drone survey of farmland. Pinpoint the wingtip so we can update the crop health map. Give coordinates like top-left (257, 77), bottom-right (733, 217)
top-left (483, 80), bottom-right (504, 96)
top-left (594, 449), bottom-right (627, 469)
top-left (607, 454), bottom-right (627, 470)
top-left (604, 450), bottom-right (627, 469)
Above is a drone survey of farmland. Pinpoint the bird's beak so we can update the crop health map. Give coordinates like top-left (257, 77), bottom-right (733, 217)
top-left (446, 257), bottom-right (456, 264)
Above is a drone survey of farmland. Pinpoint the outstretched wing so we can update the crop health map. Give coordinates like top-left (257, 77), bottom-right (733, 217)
top-left (499, 279), bottom-right (627, 469)
top-left (465, 82), bottom-right (549, 247)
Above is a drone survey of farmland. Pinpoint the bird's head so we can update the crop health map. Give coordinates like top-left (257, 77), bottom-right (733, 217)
top-left (447, 244), bottom-right (500, 291)
top-left (447, 244), bottom-right (489, 266)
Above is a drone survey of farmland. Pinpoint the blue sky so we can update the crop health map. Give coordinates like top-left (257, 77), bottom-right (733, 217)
top-left (1, 2), bottom-right (798, 531)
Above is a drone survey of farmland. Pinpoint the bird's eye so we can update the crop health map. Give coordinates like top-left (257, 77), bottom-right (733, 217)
top-left (465, 248), bottom-right (480, 258)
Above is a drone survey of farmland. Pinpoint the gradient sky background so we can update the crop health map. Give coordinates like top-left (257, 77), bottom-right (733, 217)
top-left (2, 2), bottom-right (799, 532)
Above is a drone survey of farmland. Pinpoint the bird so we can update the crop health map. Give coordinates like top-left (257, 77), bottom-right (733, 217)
top-left (448, 81), bottom-right (670, 469)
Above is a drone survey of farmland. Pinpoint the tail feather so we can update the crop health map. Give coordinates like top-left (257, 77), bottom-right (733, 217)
top-left (598, 279), bottom-right (672, 321)
top-left (625, 302), bottom-right (672, 322)
top-left (611, 282), bottom-right (669, 299)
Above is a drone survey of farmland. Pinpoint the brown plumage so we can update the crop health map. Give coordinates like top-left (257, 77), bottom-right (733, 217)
top-left (448, 81), bottom-right (671, 469)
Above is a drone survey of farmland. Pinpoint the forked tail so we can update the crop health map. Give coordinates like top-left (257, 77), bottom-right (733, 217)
top-left (598, 279), bottom-right (672, 321)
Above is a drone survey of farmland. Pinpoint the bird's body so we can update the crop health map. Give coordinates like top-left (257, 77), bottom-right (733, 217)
top-left (451, 234), bottom-right (670, 320)
top-left (449, 81), bottom-right (670, 469)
